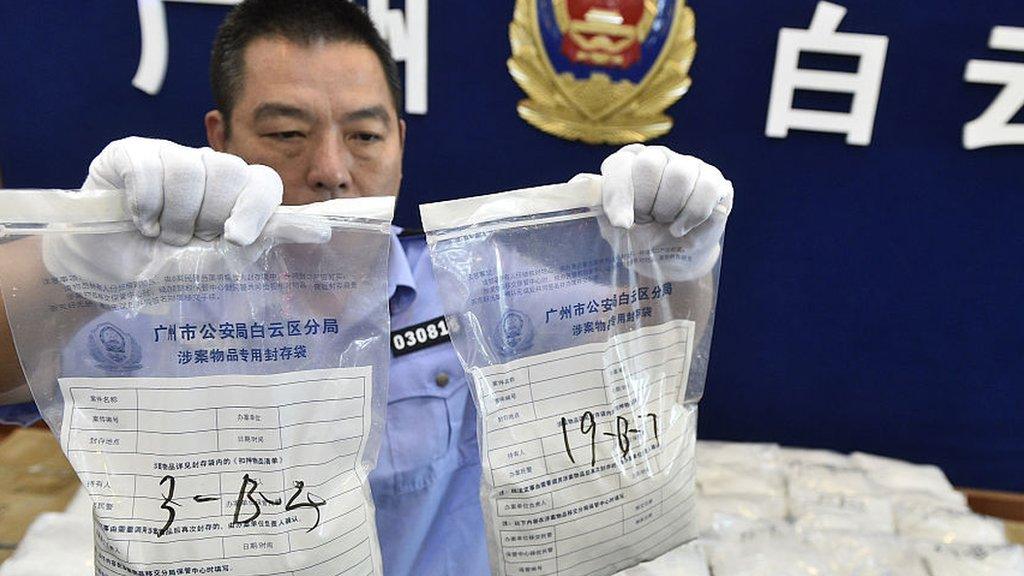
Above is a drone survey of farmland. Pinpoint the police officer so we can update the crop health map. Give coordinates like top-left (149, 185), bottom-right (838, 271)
top-left (0, 0), bottom-right (733, 573)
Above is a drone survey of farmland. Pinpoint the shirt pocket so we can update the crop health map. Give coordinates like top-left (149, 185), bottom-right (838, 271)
top-left (380, 393), bottom-right (452, 494)
top-left (371, 371), bottom-right (470, 497)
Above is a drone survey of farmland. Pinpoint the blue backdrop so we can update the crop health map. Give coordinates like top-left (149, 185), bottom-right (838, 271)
top-left (0, 1), bottom-right (1021, 490)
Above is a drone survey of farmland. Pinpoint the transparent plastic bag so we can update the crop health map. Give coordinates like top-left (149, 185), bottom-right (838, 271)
top-left (919, 543), bottom-right (1024, 576)
top-left (778, 446), bottom-right (851, 471)
top-left (897, 506), bottom-right (1008, 546)
top-left (787, 463), bottom-right (877, 497)
top-left (697, 496), bottom-right (789, 535)
top-left (851, 451), bottom-right (961, 503)
top-left (421, 179), bottom-right (728, 576)
top-left (705, 526), bottom-right (836, 576)
top-left (0, 189), bottom-right (394, 576)
top-left (802, 532), bottom-right (929, 576)
top-left (789, 491), bottom-right (896, 534)
top-left (696, 441), bottom-right (781, 469)
top-left (613, 540), bottom-right (710, 576)
top-left (697, 463), bottom-right (786, 498)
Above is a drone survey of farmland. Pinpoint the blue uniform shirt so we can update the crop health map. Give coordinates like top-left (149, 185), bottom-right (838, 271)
top-left (372, 230), bottom-right (489, 575)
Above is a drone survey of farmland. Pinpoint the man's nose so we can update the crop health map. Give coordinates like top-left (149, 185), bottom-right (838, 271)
top-left (306, 133), bottom-right (353, 195)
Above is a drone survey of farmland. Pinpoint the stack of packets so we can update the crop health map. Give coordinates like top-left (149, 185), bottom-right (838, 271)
top-left (4, 441), bottom-right (1020, 575)
top-left (684, 441), bottom-right (1023, 576)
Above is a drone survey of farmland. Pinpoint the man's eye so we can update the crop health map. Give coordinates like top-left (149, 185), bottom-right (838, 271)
top-left (350, 132), bottom-right (383, 143)
top-left (264, 131), bottom-right (304, 141)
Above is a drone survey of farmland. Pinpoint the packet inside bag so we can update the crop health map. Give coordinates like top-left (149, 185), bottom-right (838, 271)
top-left (0, 189), bottom-right (394, 576)
top-left (421, 178), bottom-right (728, 576)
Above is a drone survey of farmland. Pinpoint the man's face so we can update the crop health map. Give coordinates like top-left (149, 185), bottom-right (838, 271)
top-left (206, 37), bottom-right (405, 205)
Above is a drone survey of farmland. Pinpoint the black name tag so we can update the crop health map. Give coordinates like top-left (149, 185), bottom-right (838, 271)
top-left (391, 316), bottom-right (451, 357)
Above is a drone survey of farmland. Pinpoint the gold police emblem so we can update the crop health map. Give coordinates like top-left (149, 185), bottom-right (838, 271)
top-left (508, 0), bottom-right (696, 144)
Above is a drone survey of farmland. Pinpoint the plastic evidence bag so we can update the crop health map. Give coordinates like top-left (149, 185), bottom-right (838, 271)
top-left (421, 178), bottom-right (728, 576)
top-left (0, 189), bottom-right (394, 576)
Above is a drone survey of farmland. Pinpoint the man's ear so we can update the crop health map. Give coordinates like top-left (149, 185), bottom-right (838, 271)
top-left (205, 110), bottom-right (228, 152)
top-left (398, 118), bottom-right (407, 151)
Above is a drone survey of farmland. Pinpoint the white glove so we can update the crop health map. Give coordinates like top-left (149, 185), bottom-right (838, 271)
top-left (593, 144), bottom-right (735, 281)
top-left (84, 137), bottom-right (282, 246)
top-left (43, 138), bottom-right (329, 302)
top-left (601, 143), bottom-right (733, 235)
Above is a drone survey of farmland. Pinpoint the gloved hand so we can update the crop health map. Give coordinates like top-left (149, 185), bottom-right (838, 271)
top-left (84, 137), bottom-right (283, 246)
top-left (43, 138), bottom-right (329, 301)
top-left (592, 144), bottom-right (734, 282)
top-left (600, 143), bottom-right (733, 233)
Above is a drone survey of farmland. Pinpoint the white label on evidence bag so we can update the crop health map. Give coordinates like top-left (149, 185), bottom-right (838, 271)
top-left (58, 366), bottom-right (383, 576)
top-left (476, 319), bottom-right (699, 576)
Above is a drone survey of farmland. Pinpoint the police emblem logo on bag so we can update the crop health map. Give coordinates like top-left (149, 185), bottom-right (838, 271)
top-left (508, 0), bottom-right (696, 144)
top-left (87, 322), bottom-right (143, 374)
top-left (494, 309), bottom-right (535, 357)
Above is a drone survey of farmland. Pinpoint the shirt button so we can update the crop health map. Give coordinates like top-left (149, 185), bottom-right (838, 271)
top-left (435, 372), bottom-right (450, 388)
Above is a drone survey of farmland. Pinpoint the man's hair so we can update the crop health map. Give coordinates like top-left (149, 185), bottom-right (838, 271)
top-left (211, 0), bottom-right (402, 127)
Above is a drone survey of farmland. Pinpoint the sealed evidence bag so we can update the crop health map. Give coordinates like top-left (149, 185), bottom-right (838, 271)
top-left (0, 189), bottom-right (395, 576)
top-left (421, 177), bottom-right (728, 576)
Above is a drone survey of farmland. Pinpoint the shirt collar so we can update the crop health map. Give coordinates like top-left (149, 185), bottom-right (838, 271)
top-left (388, 226), bottom-right (417, 315)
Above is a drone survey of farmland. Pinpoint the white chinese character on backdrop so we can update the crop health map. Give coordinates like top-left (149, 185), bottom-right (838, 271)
top-left (133, 0), bottom-right (429, 114)
top-left (963, 26), bottom-right (1024, 150)
top-left (765, 1), bottom-right (889, 146)
top-left (367, 0), bottom-right (428, 114)
top-left (133, 0), bottom-right (240, 95)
